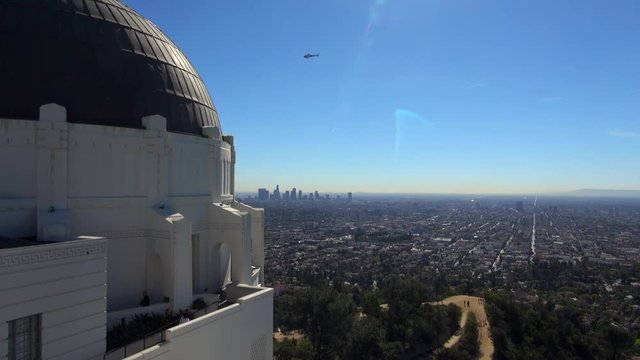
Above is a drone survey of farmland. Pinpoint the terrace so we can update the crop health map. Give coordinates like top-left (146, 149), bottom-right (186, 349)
top-left (105, 285), bottom-right (272, 360)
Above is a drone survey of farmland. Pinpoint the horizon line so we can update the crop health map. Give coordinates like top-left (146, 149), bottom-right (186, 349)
top-left (236, 188), bottom-right (640, 197)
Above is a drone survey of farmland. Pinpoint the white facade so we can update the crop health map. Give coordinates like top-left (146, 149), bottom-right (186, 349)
top-left (0, 104), bottom-right (272, 359)
top-left (0, 238), bottom-right (107, 360)
top-left (127, 285), bottom-right (273, 360)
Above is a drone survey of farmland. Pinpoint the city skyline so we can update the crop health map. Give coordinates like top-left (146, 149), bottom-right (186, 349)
top-left (127, 0), bottom-right (640, 194)
top-left (242, 187), bottom-right (640, 198)
top-left (253, 185), bottom-right (353, 201)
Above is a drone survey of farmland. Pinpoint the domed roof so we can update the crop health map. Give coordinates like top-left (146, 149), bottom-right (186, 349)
top-left (0, 0), bottom-right (220, 135)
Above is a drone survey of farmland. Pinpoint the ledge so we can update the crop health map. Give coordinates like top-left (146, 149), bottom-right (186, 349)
top-left (164, 286), bottom-right (272, 341)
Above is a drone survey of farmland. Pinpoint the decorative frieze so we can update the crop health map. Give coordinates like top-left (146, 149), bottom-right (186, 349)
top-left (0, 241), bottom-right (106, 268)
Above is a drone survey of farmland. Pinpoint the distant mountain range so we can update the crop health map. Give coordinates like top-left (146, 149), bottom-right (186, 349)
top-left (554, 189), bottom-right (640, 198)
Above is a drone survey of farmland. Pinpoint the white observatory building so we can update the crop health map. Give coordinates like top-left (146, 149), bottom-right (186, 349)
top-left (0, 0), bottom-right (272, 359)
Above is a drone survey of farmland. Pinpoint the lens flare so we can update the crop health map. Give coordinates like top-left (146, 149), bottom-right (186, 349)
top-left (366, 0), bottom-right (387, 37)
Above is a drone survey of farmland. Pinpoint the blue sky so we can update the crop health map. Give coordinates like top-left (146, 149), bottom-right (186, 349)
top-left (127, 0), bottom-right (640, 194)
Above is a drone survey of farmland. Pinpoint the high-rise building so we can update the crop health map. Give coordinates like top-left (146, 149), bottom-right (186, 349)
top-left (258, 188), bottom-right (269, 200)
top-left (347, 192), bottom-right (353, 202)
top-left (0, 2), bottom-right (272, 359)
top-left (314, 191), bottom-right (320, 200)
top-left (291, 188), bottom-right (297, 200)
top-left (285, 190), bottom-right (290, 200)
top-left (273, 185), bottom-right (281, 200)
top-left (298, 190), bottom-right (302, 199)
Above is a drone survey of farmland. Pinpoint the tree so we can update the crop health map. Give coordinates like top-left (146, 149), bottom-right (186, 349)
top-left (279, 287), bottom-right (356, 359)
top-left (274, 338), bottom-right (314, 360)
top-left (344, 316), bottom-right (385, 360)
top-left (361, 291), bottom-right (381, 317)
top-left (603, 325), bottom-right (632, 360)
top-left (380, 276), bottom-right (429, 343)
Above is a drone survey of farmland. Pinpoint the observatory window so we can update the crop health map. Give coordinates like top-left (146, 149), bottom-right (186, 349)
top-left (7, 314), bottom-right (41, 360)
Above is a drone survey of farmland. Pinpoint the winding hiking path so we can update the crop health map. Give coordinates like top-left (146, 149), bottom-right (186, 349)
top-left (435, 295), bottom-right (494, 360)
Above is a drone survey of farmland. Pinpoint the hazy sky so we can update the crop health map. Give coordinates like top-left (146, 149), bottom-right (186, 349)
top-left (127, 0), bottom-right (640, 194)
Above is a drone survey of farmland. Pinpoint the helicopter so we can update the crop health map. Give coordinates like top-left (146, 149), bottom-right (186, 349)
top-left (303, 53), bottom-right (319, 59)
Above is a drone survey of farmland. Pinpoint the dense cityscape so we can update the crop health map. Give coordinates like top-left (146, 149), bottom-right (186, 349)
top-left (241, 191), bottom-right (640, 359)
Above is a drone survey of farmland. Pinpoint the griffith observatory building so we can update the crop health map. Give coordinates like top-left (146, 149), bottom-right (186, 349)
top-left (0, 0), bottom-right (273, 359)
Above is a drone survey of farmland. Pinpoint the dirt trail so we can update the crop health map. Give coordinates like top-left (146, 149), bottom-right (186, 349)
top-left (273, 330), bottom-right (304, 342)
top-left (435, 295), bottom-right (494, 360)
